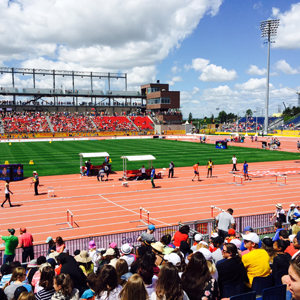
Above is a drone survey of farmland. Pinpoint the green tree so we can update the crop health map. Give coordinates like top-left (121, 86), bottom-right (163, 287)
top-left (245, 109), bottom-right (253, 117)
top-left (188, 112), bottom-right (193, 123)
top-left (218, 110), bottom-right (227, 123)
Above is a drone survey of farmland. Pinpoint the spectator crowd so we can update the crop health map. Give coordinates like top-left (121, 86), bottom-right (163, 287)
top-left (2, 204), bottom-right (300, 300)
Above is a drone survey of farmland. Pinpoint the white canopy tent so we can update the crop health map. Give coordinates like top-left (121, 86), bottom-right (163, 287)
top-left (121, 155), bottom-right (156, 179)
top-left (79, 152), bottom-right (109, 169)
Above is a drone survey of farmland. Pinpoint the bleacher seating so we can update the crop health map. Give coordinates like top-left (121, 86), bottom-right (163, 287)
top-left (129, 116), bottom-right (154, 130)
top-left (2, 112), bottom-right (50, 133)
top-left (93, 116), bottom-right (137, 131)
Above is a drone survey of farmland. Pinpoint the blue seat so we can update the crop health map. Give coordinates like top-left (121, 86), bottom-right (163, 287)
top-left (275, 270), bottom-right (287, 286)
top-left (230, 291), bottom-right (256, 300)
top-left (252, 274), bottom-right (273, 296)
top-left (260, 284), bottom-right (286, 300)
top-left (222, 282), bottom-right (245, 298)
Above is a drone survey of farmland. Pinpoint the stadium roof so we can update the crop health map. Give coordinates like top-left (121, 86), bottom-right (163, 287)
top-left (121, 155), bottom-right (156, 161)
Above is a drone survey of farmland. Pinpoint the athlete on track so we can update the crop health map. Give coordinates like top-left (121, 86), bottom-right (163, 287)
top-left (192, 162), bottom-right (200, 181)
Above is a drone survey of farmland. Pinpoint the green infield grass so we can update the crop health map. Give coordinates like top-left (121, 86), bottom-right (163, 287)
top-left (0, 139), bottom-right (299, 177)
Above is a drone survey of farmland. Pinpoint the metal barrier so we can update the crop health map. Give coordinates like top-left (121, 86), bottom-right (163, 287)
top-left (0, 211), bottom-right (280, 264)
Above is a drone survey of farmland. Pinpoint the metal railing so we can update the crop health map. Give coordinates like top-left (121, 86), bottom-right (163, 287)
top-left (0, 212), bottom-right (279, 264)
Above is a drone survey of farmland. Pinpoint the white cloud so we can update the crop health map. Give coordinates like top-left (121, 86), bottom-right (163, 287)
top-left (247, 65), bottom-right (267, 76)
top-left (191, 87), bottom-right (200, 94)
top-left (235, 78), bottom-right (272, 90)
top-left (275, 60), bottom-right (299, 75)
top-left (0, 0), bottom-right (223, 69)
top-left (272, 3), bottom-right (300, 49)
top-left (185, 58), bottom-right (210, 71)
top-left (199, 64), bottom-right (237, 82)
top-left (172, 76), bottom-right (183, 82)
top-left (253, 1), bottom-right (262, 10)
top-left (171, 66), bottom-right (181, 74)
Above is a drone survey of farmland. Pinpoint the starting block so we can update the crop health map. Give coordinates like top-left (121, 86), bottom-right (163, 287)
top-left (122, 182), bottom-right (128, 187)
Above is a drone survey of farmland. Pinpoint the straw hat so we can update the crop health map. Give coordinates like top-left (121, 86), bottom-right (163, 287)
top-left (75, 250), bottom-right (92, 263)
top-left (276, 203), bottom-right (282, 209)
top-left (151, 242), bottom-right (164, 253)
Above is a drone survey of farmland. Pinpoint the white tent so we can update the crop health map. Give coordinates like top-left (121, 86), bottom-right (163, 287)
top-left (79, 152), bottom-right (109, 169)
top-left (121, 155), bottom-right (156, 179)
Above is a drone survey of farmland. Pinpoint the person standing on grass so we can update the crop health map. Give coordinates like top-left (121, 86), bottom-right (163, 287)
top-left (168, 161), bottom-right (174, 178)
top-left (243, 161), bottom-right (249, 181)
top-left (1, 180), bottom-right (13, 208)
top-left (151, 166), bottom-right (155, 188)
top-left (30, 171), bottom-right (39, 195)
top-left (230, 155), bottom-right (237, 172)
top-left (207, 159), bottom-right (214, 178)
top-left (192, 162), bottom-right (200, 181)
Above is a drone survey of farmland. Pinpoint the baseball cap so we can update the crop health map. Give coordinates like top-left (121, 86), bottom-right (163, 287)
top-left (164, 253), bottom-right (181, 266)
top-left (230, 239), bottom-right (242, 249)
top-left (14, 286), bottom-right (28, 300)
top-left (211, 233), bottom-right (218, 238)
top-left (242, 232), bottom-right (260, 244)
top-left (194, 233), bottom-right (203, 242)
top-left (46, 236), bottom-right (52, 243)
top-left (109, 242), bottom-right (117, 249)
top-left (262, 237), bottom-right (273, 247)
top-left (8, 228), bottom-right (15, 235)
top-left (148, 224), bottom-right (155, 231)
top-left (243, 226), bottom-right (253, 232)
top-left (228, 229), bottom-right (235, 235)
top-left (103, 248), bottom-right (115, 256)
top-left (199, 248), bottom-right (212, 261)
top-left (20, 227), bottom-right (26, 233)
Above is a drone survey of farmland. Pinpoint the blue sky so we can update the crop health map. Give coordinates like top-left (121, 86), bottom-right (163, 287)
top-left (0, 0), bottom-right (299, 118)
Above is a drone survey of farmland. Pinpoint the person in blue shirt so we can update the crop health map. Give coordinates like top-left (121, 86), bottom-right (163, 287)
top-left (272, 222), bottom-right (285, 242)
top-left (243, 161), bottom-right (249, 181)
top-left (151, 166), bottom-right (155, 188)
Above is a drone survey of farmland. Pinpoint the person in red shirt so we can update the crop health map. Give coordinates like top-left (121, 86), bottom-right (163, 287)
top-left (192, 162), bottom-right (200, 181)
top-left (172, 225), bottom-right (190, 247)
top-left (19, 227), bottom-right (34, 263)
top-left (279, 230), bottom-right (298, 257)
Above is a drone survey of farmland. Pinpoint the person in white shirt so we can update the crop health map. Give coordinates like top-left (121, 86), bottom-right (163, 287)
top-left (230, 155), bottom-right (237, 172)
top-left (139, 165), bottom-right (147, 180)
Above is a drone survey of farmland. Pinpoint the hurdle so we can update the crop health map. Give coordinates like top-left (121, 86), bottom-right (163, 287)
top-left (275, 175), bottom-right (287, 186)
top-left (233, 174), bottom-right (243, 185)
top-left (130, 207), bottom-right (151, 227)
top-left (56, 210), bottom-right (79, 230)
top-left (211, 205), bottom-right (225, 218)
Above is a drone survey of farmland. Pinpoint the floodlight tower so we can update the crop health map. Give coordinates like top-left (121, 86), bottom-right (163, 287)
top-left (260, 19), bottom-right (280, 135)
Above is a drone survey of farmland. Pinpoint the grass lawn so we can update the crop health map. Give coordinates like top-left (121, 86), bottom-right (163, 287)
top-left (0, 139), bottom-right (299, 177)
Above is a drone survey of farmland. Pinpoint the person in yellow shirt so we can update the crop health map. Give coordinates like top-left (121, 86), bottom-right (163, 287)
top-left (207, 159), bottom-right (214, 178)
top-left (241, 232), bottom-right (271, 288)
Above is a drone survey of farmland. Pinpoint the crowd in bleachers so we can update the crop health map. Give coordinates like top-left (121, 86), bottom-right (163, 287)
top-left (1, 112), bottom-right (50, 133)
top-left (0, 111), bottom-right (155, 134)
top-left (2, 203), bottom-right (300, 300)
top-left (50, 113), bottom-right (95, 132)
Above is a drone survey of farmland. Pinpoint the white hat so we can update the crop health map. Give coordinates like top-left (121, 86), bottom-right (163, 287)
top-left (290, 204), bottom-right (296, 207)
top-left (194, 233), bottom-right (203, 242)
top-left (276, 203), bottom-right (282, 209)
top-left (164, 253), bottom-right (181, 266)
top-left (200, 241), bottom-right (208, 247)
top-left (121, 243), bottom-right (132, 255)
top-left (211, 233), bottom-right (218, 238)
top-left (242, 232), bottom-right (260, 244)
top-left (230, 238), bottom-right (242, 249)
top-left (33, 171), bottom-right (37, 174)
top-left (103, 248), bottom-right (115, 256)
top-left (289, 234), bottom-right (296, 243)
top-left (198, 248), bottom-right (212, 261)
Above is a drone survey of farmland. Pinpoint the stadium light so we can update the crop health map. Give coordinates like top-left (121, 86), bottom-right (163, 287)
top-left (260, 19), bottom-right (280, 135)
